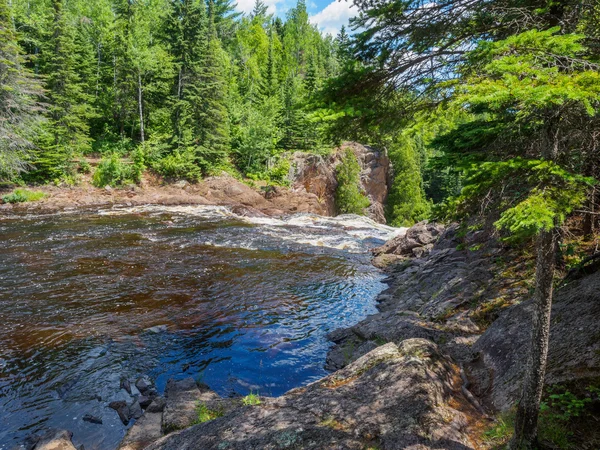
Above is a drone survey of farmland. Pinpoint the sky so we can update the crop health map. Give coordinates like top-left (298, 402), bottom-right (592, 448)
top-left (234, 0), bottom-right (357, 36)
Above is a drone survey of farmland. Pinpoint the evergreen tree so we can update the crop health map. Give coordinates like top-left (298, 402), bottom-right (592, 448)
top-left (165, 0), bottom-right (208, 151)
top-left (0, 0), bottom-right (42, 180)
top-left (32, 0), bottom-right (94, 181)
top-left (251, 0), bottom-right (268, 21)
top-left (436, 29), bottom-right (599, 448)
top-left (196, 0), bottom-right (230, 169)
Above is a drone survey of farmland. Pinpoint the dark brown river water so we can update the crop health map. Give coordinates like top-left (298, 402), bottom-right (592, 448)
top-left (0, 205), bottom-right (403, 450)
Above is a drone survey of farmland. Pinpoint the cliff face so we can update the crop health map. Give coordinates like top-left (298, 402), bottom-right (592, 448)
top-left (288, 142), bottom-right (392, 223)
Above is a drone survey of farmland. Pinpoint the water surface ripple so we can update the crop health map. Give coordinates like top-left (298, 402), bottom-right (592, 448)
top-left (0, 206), bottom-right (403, 450)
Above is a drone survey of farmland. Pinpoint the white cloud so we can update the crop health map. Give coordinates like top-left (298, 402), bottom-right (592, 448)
top-left (309, 0), bottom-right (356, 36)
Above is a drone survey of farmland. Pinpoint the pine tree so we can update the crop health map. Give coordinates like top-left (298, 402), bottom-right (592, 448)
top-left (212, 0), bottom-right (241, 47)
top-left (196, 0), bottom-right (230, 169)
top-left (0, 0), bottom-right (43, 180)
top-left (32, 0), bottom-right (94, 181)
top-left (435, 29), bottom-right (600, 448)
top-left (258, 26), bottom-right (278, 99)
top-left (165, 0), bottom-right (208, 152)
top-left (251, 0), bottom-right (268, 20)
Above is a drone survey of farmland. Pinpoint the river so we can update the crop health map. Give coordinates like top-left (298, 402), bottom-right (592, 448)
top-left (0, 205), bottom-right (403, 450)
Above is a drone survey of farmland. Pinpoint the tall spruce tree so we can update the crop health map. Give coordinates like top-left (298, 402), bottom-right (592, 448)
top-left (196, 0), bottom-right (230, 169)
top-left (0, 0), bottom-right (42, 180)
top-left (435, 29), bottom-right (600, 448)
top-left (165, 0), bottom-right (208, 151)
top-left (33, 0), bottom-right (93, 180)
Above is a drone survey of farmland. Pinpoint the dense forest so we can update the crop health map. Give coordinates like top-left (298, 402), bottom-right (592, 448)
top-left (0, 0), bottom-right (342, 190)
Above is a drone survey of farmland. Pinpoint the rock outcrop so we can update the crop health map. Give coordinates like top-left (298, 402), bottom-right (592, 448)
top-left (469, 270), bottom-right (600, 411)
top-left (372, 221), bottom-right (445, 263)
top-left (4, 142), bottom-right (391, 222)
top-left (145, 340), bottom-right (478, 450)
top-left (288, 142), bottom-right (392, 223)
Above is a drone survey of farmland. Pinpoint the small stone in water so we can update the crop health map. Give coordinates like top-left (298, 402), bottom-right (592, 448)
top-left (83, 414), bottom-right (103, 425)
top-left (145, 325), bottom-right (168, 334)
top-left (108, 401), bottom-right (130, 425)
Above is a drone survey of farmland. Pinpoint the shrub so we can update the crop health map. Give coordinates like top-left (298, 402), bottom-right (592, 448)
top-left (335, 149), bottom-right (370, 215)
top-left (151, 150), bottom-right (202, 182)
top-left (92, 154), bottom-right (141, 187)
top-left (242, 392), bottom-right (261, 406)
top-left (77, 160), bottom-right (92, 174)
top-left (2, 189), bottom-right (46, 204)
top-left (195, 402), bottom-right (223, 424)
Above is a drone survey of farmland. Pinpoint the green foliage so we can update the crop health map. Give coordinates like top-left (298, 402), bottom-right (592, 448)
top-left (0, 0), bottom-right (43, 181)
top-left (195, 402), bottom-right (224, 424)
top-left (246, 158), bottom-right (290, 185)
top-left (335, 149), bottom-right (370, 215)
top-left (241, 391), bottom-right (261, 406)
top-left (151, 150), bottom-right (202, 182)
top-left (442, 158), bottom-right (594, 240)
top-left (386, 131), bottom-right (431, 227)
top-left (92, 154), bottom-right (141, 187)
top-left (541, 387), bottom-right (594, 422)
top-left (5, 0), bottom-right (341, 184)
top-left (2, 189), bottom-right (46, 203)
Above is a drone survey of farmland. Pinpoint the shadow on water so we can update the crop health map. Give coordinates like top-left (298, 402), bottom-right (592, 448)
top-left (0, 206), bottom-right (402, 450)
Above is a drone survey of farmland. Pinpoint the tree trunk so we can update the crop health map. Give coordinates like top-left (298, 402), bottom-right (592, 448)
top-left (510, 227), bottom-right (558, 449)
top-left (138, 71), bottom-right (145, 143)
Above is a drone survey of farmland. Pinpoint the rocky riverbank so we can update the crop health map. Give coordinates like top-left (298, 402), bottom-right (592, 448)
top-left (1, 142), bottom-right (391, 223)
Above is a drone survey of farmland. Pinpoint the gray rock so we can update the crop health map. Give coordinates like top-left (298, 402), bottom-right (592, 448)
top-left (129, 400), bottom-right (143, 420)
top-left (119, 411), bottom-right (163, 450)
top-left (120, 378), bottom-right (132, 395)
top-left (135, 376), bottom-right (153, 395)
top-left (138, 395), bottom-right (153, 409)
top-left (146, 396), bottom-right (166, 413)
top-left (470, 269), bottom-right (600, 411)
top-left (109, 400), bottom-right (130, 425)
top-left (82, 414), bottom-right (103, 425)
top-left (372, 221), bottom-right (444, 257)
top-left (162, 378), bottom-right (220, 434)
top-left (146, 340), bottom-right (476, 450)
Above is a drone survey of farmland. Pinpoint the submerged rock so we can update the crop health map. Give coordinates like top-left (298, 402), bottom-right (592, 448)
top-left (82, 414), bottom-right (102, 425)
top-left (146, 340), bottom-right (477, 450)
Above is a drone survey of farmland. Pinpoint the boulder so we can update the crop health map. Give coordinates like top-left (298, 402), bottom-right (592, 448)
top-left (162, 378), bottom-right (220, 434)
top-left (146, 340), bottom-right (477, 450)
top-left (118, 412), bottom-right (163, 450)
top-left (146, 396), bottom-right (167, 414)
top-left (25, 429), bottom-right (77, 450)
top-left (109, 400), bottom-right (130, 425)
top-left (372, 221), bottom-right (445, 258)
top-left (135, 376), bottom-right (153, 395)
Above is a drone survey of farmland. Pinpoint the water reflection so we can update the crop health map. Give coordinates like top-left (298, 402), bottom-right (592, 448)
top-left (0, 206), bottom-right (401, 450)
